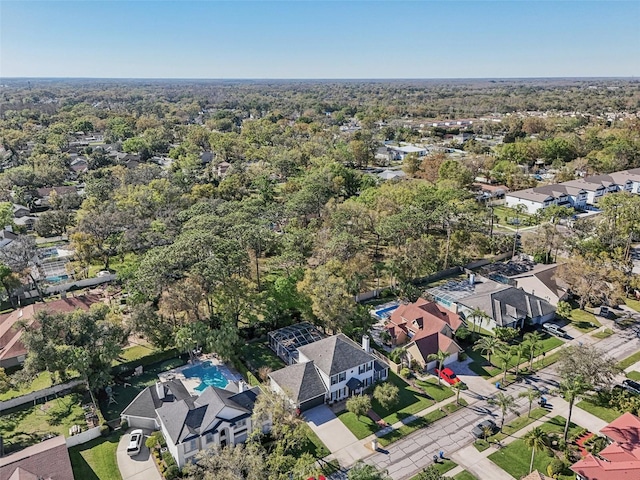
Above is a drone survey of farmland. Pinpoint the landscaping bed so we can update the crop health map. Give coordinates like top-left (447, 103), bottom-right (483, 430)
top-left (69, 432), bottom-right (123, 480)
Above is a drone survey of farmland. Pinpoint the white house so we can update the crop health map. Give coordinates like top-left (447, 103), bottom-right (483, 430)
top-left (268, 334), bottom-right (389, 410)
top-left (121, 379), bottom-right (262, 468)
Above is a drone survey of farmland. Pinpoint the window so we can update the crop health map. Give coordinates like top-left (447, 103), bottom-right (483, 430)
top-left (185, 439), bottom-right (197, 453)
top-left (366, 362), bottom-right (372, 372)
top-left (236, 419), bottom-right (246, 428)
top-left (331, 375), bottom-right (338, 385)
top-left (358, 365), bottom-right (365, 375)
top-left (338, 372), bottom-right (346, 382)
top-left (204, 433), bottom-right (214, 444)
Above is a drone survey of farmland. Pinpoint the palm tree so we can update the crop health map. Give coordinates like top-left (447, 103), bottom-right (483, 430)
top-left (557, 374), bottom-right (589, 441)
top-left (427, 350), bottom-right (451, 385)
top-left (466, 307), bottom-right (489, 335)
top-left (489, 392), bottom-right (517, 432)
top-left (481, 424), bottom-right (493, 442)
top-left (524, 331), bottom-right (543, 370)
top-left (452, 381), bottom-right (464, 405)
top-left (474, 336), bottom-right (505, 367)
top-left (511, 343), bottom-right (527, 377)
top-left (519, 387), bottom-right (541, 418)
top-left (523, 427), bottom-right (549, 474)
top-left (496, 350), bottom-right (511, 384)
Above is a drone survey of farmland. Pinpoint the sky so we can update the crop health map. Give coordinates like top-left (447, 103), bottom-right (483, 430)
top-left (1, 1), bottom-right (639, 79)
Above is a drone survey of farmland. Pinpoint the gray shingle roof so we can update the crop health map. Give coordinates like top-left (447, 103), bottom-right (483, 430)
top-left (268, 361), bottom-right (328, 404)
top-left (121, 379), bottom-right (191, 420)
top-left (461, 287), bottom-right (555, 327)
top-left (156, 383), bottom-right (260, 444)
top-left (297, 334), bottom-right (375, 376)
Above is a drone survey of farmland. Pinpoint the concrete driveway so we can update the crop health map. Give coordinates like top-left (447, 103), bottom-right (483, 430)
top-left (304, 405), bottom-right (359, 453)
top-left (116, 429), bottom-right (162, 480)
top-left (449, 358), bottom-right (497, 399)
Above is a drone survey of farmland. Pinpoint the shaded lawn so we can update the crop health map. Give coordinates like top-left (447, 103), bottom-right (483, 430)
top-left (454, 472), bottom-right (478, 480)
top-left (409, 459), bottom-right (457, 478)
top-left (373, 372), bottom-right (436, 424)
top-left (576, 398), bottom-right (621, 423)
top-left (617, 350), bottom-right (640, 370)
top-left (239, 342), bottom-right (285, 372)
top-left (488, 416), bottom-right (581, 480)
top-left (111, 343), bottom-right (158, 366)
top-left (490, 407), bottom-right (548, 442)
top-left (0, 370), bottom-right (59, 402)
top-left (0, 393), bottom-right (87, 453)
top-left (473, 439), bottom-right (490, 452)
top-left (296, 424), bottom-right (330, 458)
top-left (567, 307), bottom-right (600, 332)
top-left (415, 378), bottom-right (455, 402)
top-left (337, 411), bottom-right (379, 440)
top-left (87, 252), bottom-right (138, 277)
top-left (69, 432), bottom-right (123, 480)
top-left (592, 328), bottom-right (614, 339)
top-left (99, 358), bottom-right (185, 422)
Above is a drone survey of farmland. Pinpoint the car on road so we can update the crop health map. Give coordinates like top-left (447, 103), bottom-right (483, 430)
top-left (622, 379), bottom-right (640, 395)
top-left (472, 419), bottom-right (498, 438)
top-left (542, 323), bottom-right (568, 338)
top-left (435, 367), bottom-right (462, 385)
top-left (127, 429), bottom-right (144, 456)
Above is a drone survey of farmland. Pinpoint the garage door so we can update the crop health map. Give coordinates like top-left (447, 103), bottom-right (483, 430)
top-left (300, 395), bottom-right (325, 411)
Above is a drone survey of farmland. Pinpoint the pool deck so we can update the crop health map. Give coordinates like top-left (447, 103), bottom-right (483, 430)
top-left (157, 354), bottom-right (244, 395)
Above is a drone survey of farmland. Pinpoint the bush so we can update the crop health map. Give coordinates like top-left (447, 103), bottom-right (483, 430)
top-left (100, 425), bottom-right (110, 437)
top-left (458, 352), bottom-right (467, 362)
top-left (400, 367), bottom-right (411, 379)
top-left (120, 419), bottom-right (128, 430)
top-left (547, 458), bottom-right (566, 476)
top-left (165, 465), bottom-right (180, 479)
top-left (145, 435), bottom-right (157, 449)
top-left (162, 451), bottom-right (176, 468)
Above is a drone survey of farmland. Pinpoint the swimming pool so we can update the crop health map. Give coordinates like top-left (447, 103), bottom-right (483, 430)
top-left (182, 361), bottom-right (229, 392)
top-left (374, 304), bottom-right (399, 319)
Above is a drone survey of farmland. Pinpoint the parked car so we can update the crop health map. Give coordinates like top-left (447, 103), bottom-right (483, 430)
top-left (127, 429), bottom-right (144, 456)
top-left (622, 379), bottom-right (640, 395)
top-left (472, 419), bottom-right (498, 438)
top-left (599, 306), bottom-right (611, 318)
top-left (542, 323), bottom-right (568, 338)
top-left (435, 367), bottom-right (461, 385)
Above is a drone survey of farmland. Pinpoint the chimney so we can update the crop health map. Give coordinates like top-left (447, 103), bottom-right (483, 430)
top-left (155, 381), bottom-right (165, 400)
top-left (469, 273), bottom-right (475, 286)
top-left (362, 335), bottom-right (371, 353)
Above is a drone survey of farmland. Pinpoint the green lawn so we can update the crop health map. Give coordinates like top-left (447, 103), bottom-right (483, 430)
top-left (592, 328), bottom-right (614, 339)
top-left (618, 351), bottom-right (640, 370)
top-left (69, 432), bottom-right (123, 480)
top-left (296, 424), bottom-right (330, 458)
top-left (99, 358), bottom-right (185, 422)
top-left (530, 349), bottom-right (564, 371)
top-left (408, 460), bottom-right (457, 479)
top-left (567, 308), bottom-right (600, 332)
top-left (337, 411), bottom-right (379, 440)
top-left (454, 472), bottom-right (478, 480)
top-left (626, 371), bottom-right (640, 381)
top-left (0, 393), bottom-right (87, 454)
top-left (488, 416), bottom-right (581, 480)
top-left (87, 252), bottom-right (138, 278)
top-left (473, 439), bottom-right (490, 452)
top-left (239, 342), bottom-right (285, 373)
top-left (0, 370), bottom-right (61, 402)
top-left (415, 378), bottom-right (455, 402)
top-left (490, 407), bottom-right (548, 442)
top-left (577, 398), bottom-right (622, 423)
top-left (111, 343), bottom-right (159, 366)
top-left (467, 335), bottom-right (562, 379)
top-left (625, 298), bottom-right (640, 313)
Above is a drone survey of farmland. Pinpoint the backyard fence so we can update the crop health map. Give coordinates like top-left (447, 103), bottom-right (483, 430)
top-left (0, 379), bottom-right (83, 412)
top-left (65, 425), bottom-right (102, 448)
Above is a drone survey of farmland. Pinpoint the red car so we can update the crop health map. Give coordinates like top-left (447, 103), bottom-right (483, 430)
top-left (435, 367), bottom-right (461, 385)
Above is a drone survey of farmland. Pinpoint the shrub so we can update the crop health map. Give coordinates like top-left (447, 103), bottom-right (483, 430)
top-left (547, 458), bottom-right (566, 476)
top-left (400, 367), bottom-right (411, 379)
top-left (165, 465), bottom-right (180, 479)
top-left (100, 425), bottom-right (110, 437)
top-left (120, 419), bottom-right (128, 430)
top-left (145, 435), bottom-right (157, 449)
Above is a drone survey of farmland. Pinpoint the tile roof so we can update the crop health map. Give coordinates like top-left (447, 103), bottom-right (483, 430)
top-left (297, 334), bottom-right (375, 377)
top-left (268, 361), bottom-right (328, 404)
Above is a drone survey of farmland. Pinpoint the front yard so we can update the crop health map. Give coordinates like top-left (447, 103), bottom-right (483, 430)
top-left (565, 306), bottom-right (600, 333)
top-left (69, 432), bottom-right (123, 480)
top-left (488, 416), bottom-right (582, 480)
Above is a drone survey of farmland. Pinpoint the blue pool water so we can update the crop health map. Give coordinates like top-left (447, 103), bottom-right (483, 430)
top-left (182, 361), bottom-right (229, 392)
top-left (374, 304), bottom-right (399, 319)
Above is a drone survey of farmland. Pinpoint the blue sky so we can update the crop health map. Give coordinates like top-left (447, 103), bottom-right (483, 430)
top-left (1, 1), bottom-right (639, 78)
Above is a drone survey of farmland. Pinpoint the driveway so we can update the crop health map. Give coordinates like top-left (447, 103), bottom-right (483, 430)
top-left (116, 429), bottom-right (162, 480)
top-left (449, 358), bottom-right (497, 398)
top-left (304, 405), bottom-right (359, 453)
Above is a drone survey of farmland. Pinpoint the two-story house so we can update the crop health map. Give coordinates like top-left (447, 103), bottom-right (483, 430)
top-left (268, 334), bottom-right (389, 411)
top-left (121, 379), bottom-right (261, 468)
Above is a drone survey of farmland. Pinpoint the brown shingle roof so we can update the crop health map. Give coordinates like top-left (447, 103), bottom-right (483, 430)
top-left (0, 436), bottom-right (73, 480)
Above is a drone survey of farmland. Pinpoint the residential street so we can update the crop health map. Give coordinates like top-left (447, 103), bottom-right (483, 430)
top-left (335, 321), bottom-right (640, 480)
